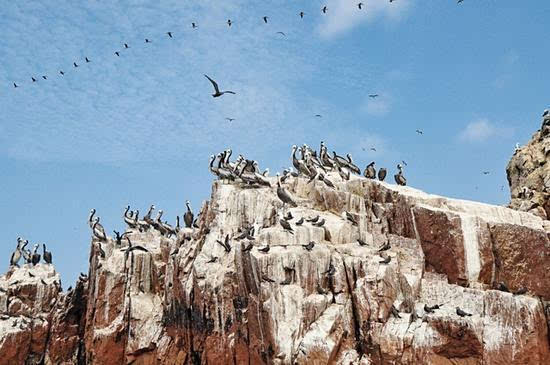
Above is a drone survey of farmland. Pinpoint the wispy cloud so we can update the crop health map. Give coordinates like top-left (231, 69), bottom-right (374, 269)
top-left (318, 0), bottom-right (412, 38)
top-left (458, 118), bottom-right (513, 143)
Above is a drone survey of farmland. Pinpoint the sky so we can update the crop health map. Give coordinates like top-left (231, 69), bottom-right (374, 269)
top-left (1, 0), bottom-right (549, 286)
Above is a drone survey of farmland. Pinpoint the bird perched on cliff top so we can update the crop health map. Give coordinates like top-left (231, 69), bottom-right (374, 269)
top-left (513, 287), bottom-right (528, 296)
top-left (318, 173), bottom-right (335, 189)
top-left (206, 256), bottom-right (217, 263)
top-left (204, 74), bottom-right (236, 97)
top-left (307, 215), bottom-right (319, 223)
top-left (42, 244), bottom-right (52, 264)
top-left (302, 241), bottom-right (315, 251)
top-left (280, 219), bottom-right (294, 234)
top-left (378, 168), bottom-right (387, 181)
top-left (364, 162), bottom-right (376, 179)
top-left (378, 242), bottom-right (391, 251)
top-left (9, 238), bottom-right (24, 267)
top-left (284, 211), bottom-right (293, 221)
top-left (295, 217), bottom-right (304, 225)
top-left (92, 218), bottom-right (107, 241)
top-left (394, 164), bottom-right (407, 186)
top-left (113, 230), bottom-right (129, 246)
top-left (424, 303), bottom-right (443, 314)
top-left (276, 173), bottom-right (298, 209)
top-left (31, 244), bottom-right (41, 265)
top-left (184, 200), bottom-right (194, 228)
top-left (258, 244), bottom-right (270, 253)
top-left (345, 211), bottom-right (358, 226)
top-left (495, 282), bottom-right (509, 292)
top-left (243, 242), bottom-right (254, 252)
top-left (456, 307), bottom-right (472, 317)
top-left (313, 218), bottom-right (325, 227)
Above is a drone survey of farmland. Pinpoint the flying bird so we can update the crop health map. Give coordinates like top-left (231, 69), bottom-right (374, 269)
top-left (204, 74), bottom-right (236, 97)
top-left (358, 3), bottom-right (364, 9)
top-left (31, 77), bottom-right (37, 82)
top-left (225, 118), bottom-right (236, 122)
top-left (227, 19), bottom-right (232, 27)
top-left (42, 76), bottom-right (47, 80)
top-left (276, 32), bottom-right (286, 37)
top-left (59, 71), bottom-right (64, 76)
top-left (368, 94), bottom-right (379, 98)
top-left (192, 22), bottom-right (198, 28)
top-left (85, 57), bottom-right (91, 63)
top-left (124, 43), bottom-right (129, 48)
top-left (145, 38), bottom-right (151, 43)
top-left (415, 129), bottom-right (423, 135)
top-left (299, 11), bottom-right (304, 19)
top-left (167, 32), bottom-right (173, 38)
top-left (482, 171), bottom-right (490, 175)
top-left (315, 114), bottom-right (322, 118)
top-left (73, 62), bottom-right (79, 68)
top-left (457, 0), bottom-right (464, 3)
top-left (370, 147), bottom-right (377, 152)
top-left (322, 6), bottom-right (328, 14)
top-left (13, 83), bottom-right (18, 88)
top-left (263, 16), bottom-right (269, 23)
top-left (401, 160), bottom-right (407, 166)
top-left (115, 51), bottom-right (120, 57)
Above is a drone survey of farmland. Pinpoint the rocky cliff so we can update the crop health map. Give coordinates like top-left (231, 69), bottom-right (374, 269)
top-left (2, 170), bottom-right (550, 364)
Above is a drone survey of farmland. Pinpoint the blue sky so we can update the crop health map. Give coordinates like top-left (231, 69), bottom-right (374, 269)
top-left (1, 0), bottom-right (549, 285)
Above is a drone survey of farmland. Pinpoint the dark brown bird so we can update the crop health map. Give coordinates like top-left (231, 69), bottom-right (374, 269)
top-left (456, 307), bottom-right (472, 317)
top-left (345, 211), bottom-right (358, 225)
top-left (243, 243), bottom-right (254, 252)
top-left (258, 245), bottom-right (270, 253)
top-left (204, 74), bottom-right (236, 97)
top-left (322, 6), bottom-right (328, 14)
top-left (378, 242), bottom-right (391, 252)
top-left (295, 217), bottom-right (304, 225)
top-left (378, 168), bottom-right (387, 181)
top-left (302, 241), bottom-right (315, 251)
top-left (280, 219), bottom-right (294, 234)
top-left (284, 211), bottom-right (293, 221)
top-left (299, 11), bottom-right (304, 18)
top-left (379, 256), bottom-right (391, 264)
top-left (216, 234), bottom-right (231, 252)
top-left (263, 16), bottom-right (268, 23)
top-left (167, 32), bottom-right (173, 38)
top-left (357, 239), bottom-right (368, 246)
top-left (313, 218), bottom-right (325, 227)
top-left (206, 256), bottom-right (217, 263)
top-left (306, 215), bottom-right (319, 223)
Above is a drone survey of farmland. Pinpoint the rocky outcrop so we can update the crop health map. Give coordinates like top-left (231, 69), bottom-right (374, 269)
top-left (507, 110), bottom-right (550, 219)
top-left (1, 171), bottom-right (550, 364)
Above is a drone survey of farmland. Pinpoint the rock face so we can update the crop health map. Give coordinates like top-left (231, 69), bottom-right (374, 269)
top-left (1, 173), bottom-right (550, 364)
top-left (507, 110), bottom-right (550, 219)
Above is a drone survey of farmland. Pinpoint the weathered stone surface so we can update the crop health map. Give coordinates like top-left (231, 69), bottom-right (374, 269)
top-left (1, 170), bottom-right (549, 364)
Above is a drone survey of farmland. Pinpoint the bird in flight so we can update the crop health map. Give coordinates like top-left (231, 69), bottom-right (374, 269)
top-left (145, 39), bottom-right (151, 43)
top-left (401, 160), bottom-right (408, 166)
top-left (416, 129), bottom-right (423, 135)
top-left (263, 16), bottom-right (269, 24)
top-left (13, 82), bottom-right (18, 88)
top-left (315, 114), bottom-right (323, 118)
top-left (226, 118), bottom-right (236, 122)
top-left (85, 57), bottom-right (91, 63)
top-left (457, 0), bottom-right (464, 3)
top-left (299, 11), bottom-right (304, 19)
top-left (114, 51), bottom-right (120, 57)
top-left (276, 32), bottom-right (286, 37)
top-left (370, 147), bottom-right (377, 152)
top-left (322, 6), bottom-right (328, 14)
top-left (227, 19), bottom-right (232, 27)
top-left (73, 62), bottom-right (79, 68)
top-left (368, 94), bottom-right (379, 98)
top-left (59, 71), bottom-right (64, 76)
top-left (167, 32), bottom-right (173, 38)
top-left (124, 43), bottom-right (129, 49)
top-left (192, 22), bottom-right (198, 29)
top-left (204, 74), bottom-right (236, 97)
top-left (358, 3), bottom-right (364, 9)
top-left (31, 77), bottom-right (37, 82)
top-left (42, 76), bottom-right (47, 80)
top-left (482, 171), bottom-right (490, 175)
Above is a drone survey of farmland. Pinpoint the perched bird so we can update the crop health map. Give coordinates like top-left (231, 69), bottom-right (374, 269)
top-left (184, 200), bottom-right (194, 228)
top-left (424, 304), bottom-right (442, 314)
top-left (243, 243), bottom-right (254, 252)
top-left (280, 219), bottom-right (294, 234)
top-left (262, 275), bottom-right (275, 283)
top-left (378, 242), bottom-right (391, 251)
top-left (378, 168), bottom-right (387, 181)
top-left (513, 287), bottom-right (528, 296)
top-left (295, 217), bottom-right (304, 226)
top-left (276, 173), bottom-right (298, 208)
top-left (323, 263), bottom-right (335, 276)
top-left (379, 256), bottom-right (391, 264)
top-left (456, 307), bottom-right (472, 317)
top-left (345, 211), bottom-right (358, 226)
top-left (206, 256), bottom-right (217, 263)
top-left (322, 6), bottom-right (328, 14)
top-left (167, 32), bottom-right (173, 38)
top-left (394, 164), bottom-right (407, 186)
top-left (313, 218), bottom-right (325, 227)
top-left (216, 234), bottom-right (231, 253)
top-left (31, 244), bottom-right (41, 266)
top-left (495, 282), bottom-right (509, 292)
top-left (307, 215), bottom-right (319, 223)
top-left (263, 16), bottom-right (268, 23)
top-left (258, 245), bottom-right (270, 253)
top-left (364, 162), bottom-right (376, 179)
top-left (302, 241), bottom-right (315, 251)
top-left (204, 74), bottom-right (236, 97)
top-left (284, 211), bottom-right (293, 221)
top-left (357, 239), bottom-right (368, 246)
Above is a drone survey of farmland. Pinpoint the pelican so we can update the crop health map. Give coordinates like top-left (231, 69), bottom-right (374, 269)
top-left (144, 205), bottom-right (156, 226)
top-left (9, 238), bottom-right (23, 267)
top-left (42, 244), bottom-right (52, 264)
top-left (378, 168), bottom-right (387, 181)
top-left (88, 209), bottom-right (96, 228)
top-left (92, 217), bottom-right (107, 241)
top-left (364, 162), bottom-right (376, 179)
top-left (277, 173), bottom-right (298, 209)
top-left (123, 205), bottom-right (137, 228)
top-left (292, 145), bottom-right (312, 176)
top-left (31, 244), bottom-right (41, 266)
top-left (209, 155), bottom-right (219, 177)
top-left (394, 164), bottom-right (407, 186)
top-left (184, 200), bottom-right (194, 228)
top-left (332, 151), bottom-right (349, 167)
top-left (20, 240), bottom-right (31, 264)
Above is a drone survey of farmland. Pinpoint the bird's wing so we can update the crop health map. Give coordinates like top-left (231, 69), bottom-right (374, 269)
top-left (204, 74), bottom-right (220, 93)
top-left (224, 91), bottom-right (236, 94)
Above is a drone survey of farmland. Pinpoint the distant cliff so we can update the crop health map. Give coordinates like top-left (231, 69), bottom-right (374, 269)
top-left (1, 159), bottom-right (550, 364)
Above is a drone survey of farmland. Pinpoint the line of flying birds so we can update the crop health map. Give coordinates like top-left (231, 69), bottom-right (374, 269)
top-left (5, 0), bottom-right (467, 90)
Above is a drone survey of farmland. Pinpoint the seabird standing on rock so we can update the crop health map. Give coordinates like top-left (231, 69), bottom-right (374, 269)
top-left (313, 218), bottom-right (325, 227)
top-left (378, 242), bottom-right (391, 251)
top-left (276, 173), bottom-right (298, 209)
top-left (113, 230), bottom-right (129, 246)
top-left (88, 209), bottom-right (97, 228)
top-left (295, 217), bottom-right (304, 225)
top-left (204, 74), bottom-right (236, 97)
top-left (357, 239), bottom-right (368, 246)
top-left (391, 305), bottom-right (401, 318)
top-left (456, 307), bottom-right (472, 317)
top-left (9, 238), bottom-right (23, 267)
top-left (184, 200), bottom-right (194, 228)
top-left (280, 219), bottom-right (294, 234)
top-left (258, 245), bottom-right (270, 253)
top-left (323, 263), bottom-right (335, 276)
top-left (216, 235), bottom-right (231, 252)
top-left (92, 217), bottom-right (107, 241)
top-left (284, 211), bottom-right (293, 221)
top-left (394, 164), bottom-right (407, 186)
top-left (345, 211), bottom-right (358, 226)
top-left (31, 244), bottom-right (41, 265)
top-left (42, 244), bottom-right (52, 264)
top-left (513, 287), bottom-right (527, 296)
top-left (302, 241), bottom-right (315, 251)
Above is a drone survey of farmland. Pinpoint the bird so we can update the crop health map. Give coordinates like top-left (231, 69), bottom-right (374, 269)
top-left (415, 129), bottom-right (423, 135)
top-left (31, 77), bottom-right (38, 83)
top-left (42, 76), bottom-right (47, 80)
top-left (319, 173), bottom-right (335, 189)
top-left (306, 215), bottom-right (319, 223)
top-left (13, 82), bottom-right (18, 88)
top-left (124, 43), bottom-right (129, 49)
top-left (263, 16), bottom-right (268, 23)
top-left (262, 275), bottom-right (275, 283)
top-left (495, 282), bottom-right (509, 292)
top-left (323, 263), bottom-right (335, 276)
top-left (368, 94), bottom-right (379, 98)
top-left (394, 164), bottom-right (407, 186)
top-left (482, 171), bottom-right (490, 175)
top-left (322, 6), bottom-right (328, 14)
top-left (457, 0), bottom-right (464, 3)
top-left (204, 74), bottom-right (236, 97)
top-left (114, 51), bottom-right (120, 57)
top-left (358, 3), bottom-right (364, 9)
top-left (390, 305), bottom-right (401, 318)
top-left (42, 244), bottom-right (52, 264)
top-left (378, 168), bottom-right (387, 181)
top-left (31, 244), bottom-right (41, 266)
top-left (299, 11), bottom-right (304, 19)
top-left (379, 256), bottom-right (391, 264)
top-left (378, 242), bottom-right (391, 252)
top-left (258, 245), bottom-right (270, 253)
top-left (370, 147), bottom-right (377, 152)
top-left (276, 174), bottom-right (298, 208)
top-left (113, 230), bottom-right (129, 246)
top-left (315, 114), bottom-right (322, 118)
top-left (192, 22), bottom-right (198, 29)
top-left (284, 211), bottom-right (293, 221)
top-left (206, 256), bottom-right (217, 263)
top-left (243, 243), bottom-right (254, 252)
top-left (364, 162), bottom-right (376, 179)
top-left (280, 277), bottom-right (292, 285)
top-left (276, 32), bottom-right (286, 37)
top-left (313, 218), bottom-right (325, 227)
top-left (456, 307), bottom-right (472, 317)
top-left (543, 109), bottom-right (549, 117)
top-left (145, 39), bottom-right (151, 43)
top-left (184, 200), bottom-right (194, 228)
top-left (357, 239), bottom-right (368, 246)
top-left (280, 219), bottom-right (294, 234)
top-left (424, 303), bottom-right (442, 313)
top-left (216, 234), bottom-right (231, 253)
top-left (59, 71), bottom-right (64, 76)
top-left (227, 19), bottom-right (232, 27)
top-left (85, 57), bottom-right (91, 63)
top-left (9, 239), bottom-right (23, 267)
top-left (73, 62), bottom-right (79, 68)
top-left (345, 211), bottom-right (358, 226)
top-left (401, 160), bottom-right (408, 167)
top-left (225, 118), bottom-right (235, 122)
top-left (167, 32), bottom-right (173, 38)
top-left (302, 241), bottom-right (315, 251)
top-left (295, 217), bottom-right (304, 226)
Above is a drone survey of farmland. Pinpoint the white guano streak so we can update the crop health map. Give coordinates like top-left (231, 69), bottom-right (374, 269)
top-left (460, 214), bottom-right (481, 284)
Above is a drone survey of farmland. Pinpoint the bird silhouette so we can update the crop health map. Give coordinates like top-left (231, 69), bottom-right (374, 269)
top-left (263, 16), bottom-right (269, 23)
top-left (299, 11), bottom-right (304, 18)
top-left (167, 32), bottom-right (173, 38)
top-left (315, 114), bottom-right (322, 118)
top-left (192, 22), bottom-right (198, 28)
top-left (204, 74), bottom-right (236, 97)
top-left (276, 32), bottom-right (286, 36)
top-left (73, 62), bottom-right (79, 68)
top-left (225, 118), bottom-right (236, 122)
top-left (59, 71), bottom-right (64, 76)
top-left (322, 6), bottom-right (328, 14)
top-left (415, 129), bottom-right (423, 135)
top-left (482, 171), bottom-right (490, 175)
top-left (145, 39), bottom-right (151, 43)
top-left (31, 77), bottom-right (37, 82)
top-left (358, 3), bottom-right (364, 9)
top-left (13, 83), bottom-right (18, 88)
top-left (227, 19), bottom-right (232, 27)
top-left (85, 57), bottom-right (90, 63)
top-left (124, 43), bottom-right (129, 49)
top-left (115, 51), bottom-right (120, 57)
top-left (42, 76), bottom-right (47, 80)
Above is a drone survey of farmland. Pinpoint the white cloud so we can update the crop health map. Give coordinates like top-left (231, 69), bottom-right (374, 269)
top-left (318, 0), bottom-right (412, 38)
top-left (458, 118), bottom-right (513, 143)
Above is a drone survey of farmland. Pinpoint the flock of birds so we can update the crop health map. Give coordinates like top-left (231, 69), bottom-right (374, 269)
top-left (6, 0), bottom-right (468, 91)
top-left (9, 239), bottom-right (52, 267)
